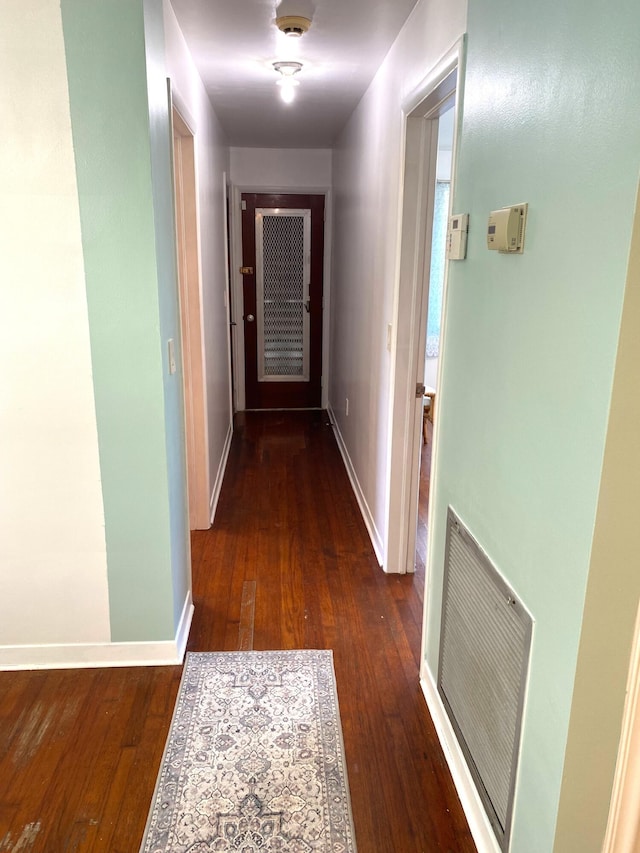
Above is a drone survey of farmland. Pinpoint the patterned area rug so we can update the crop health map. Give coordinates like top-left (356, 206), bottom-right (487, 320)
top-left (140, 650), bottom-right (357, 852)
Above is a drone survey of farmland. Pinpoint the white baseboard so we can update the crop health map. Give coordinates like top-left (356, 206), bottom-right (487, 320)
top-left (174, 588), bottom-right (194, 662)
top-left (210, 420), bottom-right (233, 525)
top-left (328, 404), bottom-right (384, 565)
top-left (420, 669), bottom-right (502, 853)
top-left (0, 591), bottom-right (194, 671)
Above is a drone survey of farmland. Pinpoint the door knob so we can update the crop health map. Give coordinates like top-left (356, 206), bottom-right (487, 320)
top-left (246, 314), bottom-right (255, 322)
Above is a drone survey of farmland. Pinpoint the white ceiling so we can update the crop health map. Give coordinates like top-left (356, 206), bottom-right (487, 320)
top-left (170, 0), bottom-right (420, 148)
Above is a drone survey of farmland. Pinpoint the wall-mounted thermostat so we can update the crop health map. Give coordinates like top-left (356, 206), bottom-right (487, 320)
top-left (446, 213), bottom-right (469, 260)
top-left (487, 203), bottom-right (528, 253)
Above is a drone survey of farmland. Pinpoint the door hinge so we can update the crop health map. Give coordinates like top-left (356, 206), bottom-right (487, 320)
top-left (241, 200), bottom-right (247, 211)
top-left (416, 383), bottom-right (426, 398)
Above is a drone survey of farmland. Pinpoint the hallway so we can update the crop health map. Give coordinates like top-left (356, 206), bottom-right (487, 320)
top-left (187, 410), bottom-right (475, 851)
top-left (5, 1), bottom-right (640, 848)
top-left (0, 412), bottom-right (474, 852)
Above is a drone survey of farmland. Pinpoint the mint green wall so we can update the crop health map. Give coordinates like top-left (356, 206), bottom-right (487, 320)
top-left (425, 0), bottom-right (640, 849)
top-left (61, 0), bottom-right (189, 641)
top-left (142, 0), bottom-right (191, 632)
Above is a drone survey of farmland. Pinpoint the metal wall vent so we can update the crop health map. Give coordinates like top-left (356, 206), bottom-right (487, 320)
top-left (438, 507), bottom-right (533, 850)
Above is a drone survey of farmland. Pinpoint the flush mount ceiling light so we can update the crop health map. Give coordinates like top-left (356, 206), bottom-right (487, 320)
top-left (275, 15), bottom-right (311, 37)
top-left (273, 61), bottom-right (303, 104)
top-left (273, 61), bottom-right (303, 76)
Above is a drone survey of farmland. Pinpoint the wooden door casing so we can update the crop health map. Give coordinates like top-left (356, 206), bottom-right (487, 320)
top-left (241, 192), bottom-right (324, 409)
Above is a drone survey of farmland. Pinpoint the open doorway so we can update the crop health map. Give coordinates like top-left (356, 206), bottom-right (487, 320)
top-left (385, 43), bottom-right (461, 577)
top-left (415, 106), bottom-right (454, 580)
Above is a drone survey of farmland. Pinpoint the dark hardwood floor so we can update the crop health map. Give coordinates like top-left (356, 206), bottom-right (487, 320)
top-left (0, 411), bottom-right (475, 852)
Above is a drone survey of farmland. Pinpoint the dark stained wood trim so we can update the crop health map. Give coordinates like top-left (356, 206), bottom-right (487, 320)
top-left (241, 193), bottom-right (325, 409)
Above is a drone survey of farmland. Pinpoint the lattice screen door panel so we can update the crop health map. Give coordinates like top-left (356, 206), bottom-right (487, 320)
top-left (438, 507), bottom-right (533, 851)
top-left (255, 208), bottom-right (311, 383)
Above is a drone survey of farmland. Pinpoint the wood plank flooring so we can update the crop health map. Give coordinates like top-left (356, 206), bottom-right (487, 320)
top-left (0, 411), bottom-right (475, 852)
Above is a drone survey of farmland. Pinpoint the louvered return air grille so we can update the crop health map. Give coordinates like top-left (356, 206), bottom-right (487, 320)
top-left (438, 508), bottom-right (532, 851)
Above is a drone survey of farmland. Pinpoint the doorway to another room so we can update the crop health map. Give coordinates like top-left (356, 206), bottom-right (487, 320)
top-left (385, 45), bottom-right (460, 578)
top-left (415, 106), bottom-right (454, 579)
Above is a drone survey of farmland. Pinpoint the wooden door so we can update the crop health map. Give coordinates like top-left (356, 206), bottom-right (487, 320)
top-left (172, 108), bottom-right (210, 529)
top-left (241, 192), bottom-right (324, 409)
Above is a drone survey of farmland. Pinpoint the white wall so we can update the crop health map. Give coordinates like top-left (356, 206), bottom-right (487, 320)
top-left (437, 148), bottom-right (453, 181)
top-left (329, 0), bottom-right (467, 559)
top-left (424, 358), bottom-right (439, 389)
top-left (230, 148), bottom-right (332, 189)
top-left (164, 1), bottom-right (232, 519)
top-left (0, 1), bottom-right (110, 645)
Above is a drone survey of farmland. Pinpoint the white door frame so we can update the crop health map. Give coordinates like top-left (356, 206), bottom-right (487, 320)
top-left (229, 184), bottom-right (247, 411)
top-left (384, 40), bottom-right (464, 574)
